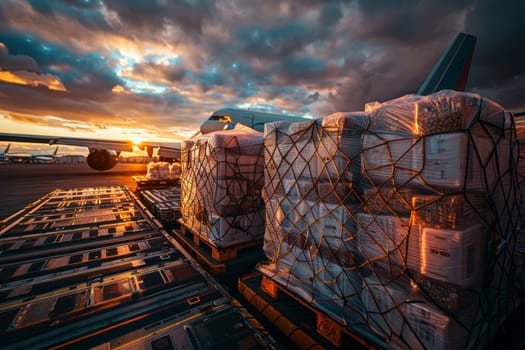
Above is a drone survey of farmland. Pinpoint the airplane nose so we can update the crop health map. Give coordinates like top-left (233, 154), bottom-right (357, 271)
top-left (200, 120), bottom-right (234, 134)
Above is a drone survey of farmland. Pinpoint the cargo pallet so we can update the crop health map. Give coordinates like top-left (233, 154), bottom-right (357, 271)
top-left (239, 272), bottom-right (390, 350)
top-left (172, 220), bottom-right (264, 276)
top-left (132, 175), bottom-right (179, 190)
top-left (0, 186), bottom-right (276, 350)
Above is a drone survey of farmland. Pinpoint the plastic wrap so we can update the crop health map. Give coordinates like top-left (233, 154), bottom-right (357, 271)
top-left (169, 162), bottom-right (181, 180)
top-left (412, 193), bottom-right (487, 230)
top-left (363, 186), bottom-right (414, 215)
top-left (317, 112), bottom-right (366, 182)
top-left (355, 213), bottom-right (412, 282)
top-left (361, 276), bottom-right (478, 350)
top-left (145, 161), bottom-right (171, 180)
top-left (180, 125), bottom-right (265, 248)
top-left (258, 90), bottom-right (520, 349)
top-left (264, 120), bottom-right (319, 184)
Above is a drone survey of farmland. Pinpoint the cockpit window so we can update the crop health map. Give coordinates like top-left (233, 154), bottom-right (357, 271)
top-left (209, 115), bottom-right (232, 123)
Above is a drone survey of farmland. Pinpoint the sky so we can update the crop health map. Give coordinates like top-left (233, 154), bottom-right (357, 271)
top-left (0, 0), bottom-right (524, 154)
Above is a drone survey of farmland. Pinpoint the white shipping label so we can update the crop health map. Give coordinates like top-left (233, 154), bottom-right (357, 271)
top-left (419, 133), bottom-right (466, 187)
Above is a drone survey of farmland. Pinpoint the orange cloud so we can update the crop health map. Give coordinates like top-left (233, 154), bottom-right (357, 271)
top-left (111, 84), bottom-right (127, 93)
top-left (0, 70), bottom-right (67, 91)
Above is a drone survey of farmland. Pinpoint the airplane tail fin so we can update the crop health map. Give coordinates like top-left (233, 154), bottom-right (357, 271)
top-left (417, 32), bottom-right (476, 95)
top-left (4, 144), bottom-right (10, 155)
top-left (53, 146), bottom-right (59, 156)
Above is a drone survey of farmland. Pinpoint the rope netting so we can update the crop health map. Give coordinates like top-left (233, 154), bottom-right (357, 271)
top-left (180, 124), bottom-right (265, 248)
top-left (258, 90), bottom-right (523, 350)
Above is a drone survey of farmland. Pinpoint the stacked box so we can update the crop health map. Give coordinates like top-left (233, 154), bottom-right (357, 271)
top-left (169, 162), bottom-right (181, 180)
top-left (145, 161), bottom-right (171, 180)
top-left (261, 112), bottom-right (368, 326)
top-left (361, 276), bottom-right (474, 350)
top-left (180, 125), bottom-right (265, 248)
top-left (259, 90), bottom-right (521, 349)
top-left (180, 140), bottom-right (199, 219)
top-left (355, 213), bottom-right (413, 283)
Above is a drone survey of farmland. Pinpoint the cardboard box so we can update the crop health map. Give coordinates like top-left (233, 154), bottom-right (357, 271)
top-left (363, 186), bottom-right (414, 215)
top-left (264, 120), bottom-right (319, 181)
top-left (362, 132), bottom-right (507, 192)
top-left (270, 197), bottom-right (316, 236)
top-left (311, 253), bottom-right (364, 316)
top-left (202, 178), bottom-right (263, 216)
top-left (362, 132), bottom-right (422, 187)
top-left (311, 202), bottom-right (356, 250)
top-left (206, 210), bottom-right (265, 247)
top-left (412, 193), bottom-right (487, 230)
top-left (361, 276), bottom-right (467, 350)
top-left (360, 277), bottom-right (407, 340)
top-left (407, 224), bottom-right (486, 289)
top-left (317, 112), bottom-right (366, 182)
top-left (315, 180), bottom-right (354, 204)
top-left (274, 241), bottom-right (315, 280)
top-left (355, 213), bottom-right (413, 270)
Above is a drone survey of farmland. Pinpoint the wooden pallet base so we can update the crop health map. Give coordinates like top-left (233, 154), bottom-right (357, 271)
top-left (132, 176), bottom-right (179, 191)
top-left (179, 221), bottom-right (263, 262)
top-left (171, 226), bottom-right (264, 276)
top-left (239, 272), bottom-right (377, 350)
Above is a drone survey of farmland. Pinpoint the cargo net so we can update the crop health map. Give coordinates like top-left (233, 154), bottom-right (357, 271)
top-left (180, 124), bottom-right (265, 248)
top-left (516, 118), bottom-right (525, 291)
top-left (258, 90), bottom-right (523, 350)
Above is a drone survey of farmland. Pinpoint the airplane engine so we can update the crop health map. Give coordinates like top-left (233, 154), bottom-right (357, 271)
top-left (87, 149), bottom-right (118, 171)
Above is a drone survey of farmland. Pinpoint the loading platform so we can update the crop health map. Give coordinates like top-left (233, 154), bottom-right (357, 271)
top-left (0, 186), bottom-right (276, 349)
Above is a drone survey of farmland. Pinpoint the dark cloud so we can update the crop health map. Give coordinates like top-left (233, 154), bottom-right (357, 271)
top-left (236, 20), bottom-right (319, 60)
top-left (0, 0), bottom-right (523, 142)
top-left (103, 0), bottom-right (217, 39)
top-left (28, 0), bottom-right (110, 30)
top-left (354, 0), bottom-right (470, 43)
top-left (465, 0), bottom-right (525, 109)
top-left (0, 43), bottom-right (39, 70)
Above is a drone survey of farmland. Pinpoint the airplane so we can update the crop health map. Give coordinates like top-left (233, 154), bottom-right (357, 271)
top-left (4, 145), bottom-right (60, 164)
top-left (0, 144), bottom-right (10, 162)
top-left (0, 32), bottom-right (511, 171)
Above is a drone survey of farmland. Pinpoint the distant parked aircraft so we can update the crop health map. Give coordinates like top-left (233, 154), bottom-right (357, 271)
top-left (0, 32), bottom-right (487, 170)
top-left (5, 146), bottom-right (60, 164)
top-left (0, 144), bottom-right (10, 162)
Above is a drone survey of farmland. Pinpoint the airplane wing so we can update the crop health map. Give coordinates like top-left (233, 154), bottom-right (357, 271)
top-left (0, 133), bottom-right (181, 170)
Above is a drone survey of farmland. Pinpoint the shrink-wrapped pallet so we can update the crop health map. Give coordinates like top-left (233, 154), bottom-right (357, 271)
top-left (362, 91), bottom-right (513, 193)
top-left (259, 90), bottom-right (520, 349)
top-left (180, 125), bottom-right (265, 248)
top-left (145, 161), bottom-right (171, 180)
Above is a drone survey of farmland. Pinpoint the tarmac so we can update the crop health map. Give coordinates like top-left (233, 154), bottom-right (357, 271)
top-left (0, 162), bottom-right (147, 220)
top-left (1, 162), bottom-right (524, 348)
